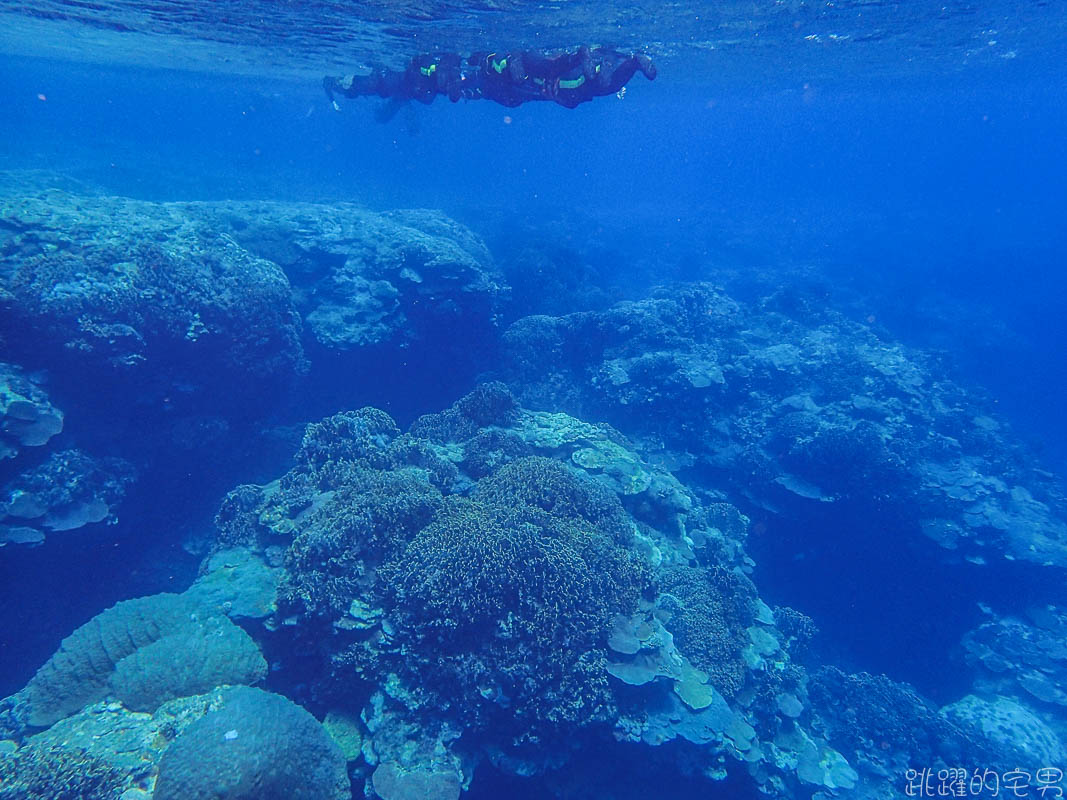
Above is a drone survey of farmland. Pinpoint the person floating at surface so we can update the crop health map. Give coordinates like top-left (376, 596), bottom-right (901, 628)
top-left (545, 47), bottom-right (657, 107)
top-left (323, 53), bottom-right (463, 109)
top-left (470, 46), bottom-right (596, 107)
top-left (323, 46), bottom-right (656, 113)
top-left (468, 46), bottom-right (657, 106)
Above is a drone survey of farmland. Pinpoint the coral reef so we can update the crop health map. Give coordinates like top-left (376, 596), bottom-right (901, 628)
top-left (380, 488), bottom-right (646, 730)
top-left (2, 685), bottom-right (348, 800)
top-left (0, 362), bottom-right (63, 461)
top-left (0, 688), bottom-right (244, 798)
top-left (409, 380), bottom-right (519, 442)
top-left (0, 190), bottom-right (504, 557)
top-left (184, 387), bottom-right (862, 798)
top-left (220, 203), bottom-right (503, 351)
top-left (0, 448), bottom-right (134, 546)
top-left (293, 407), bottom-right (402, 480)
top-left (3, 180), bottom-right (1066, 800)
top-left (154, 686), bottom-right (350, 800)
top-left (810, 667), bottom-right (973, 766)
top-left (371, 762), bottom-right (462, 800)
top-left (941, 694), bottom-right (1066, 768)
top-left (0, 191), bottom-right (502, 440)
top-left (10, 592), bottom-right (265, 730)
top-left (962, 605), bottom-right (1067, 712)
top-left (496, 282), bottom-right (1067, 569)
top-left (9, 379), bottom-right (1046, 799)
top-left (657, 565), bottom-right (755, 698)
top-left (0, 192), bottom-right (308, 399)
top-left (282, 469), bottom-right (443, 618)
top-left (0, 739), bottom-right (126, 800)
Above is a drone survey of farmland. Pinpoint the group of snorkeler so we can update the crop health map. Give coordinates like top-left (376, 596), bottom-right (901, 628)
top-left (324, 46), bottom-right (656, 115)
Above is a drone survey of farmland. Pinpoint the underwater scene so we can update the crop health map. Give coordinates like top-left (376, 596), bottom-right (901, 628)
top-left (1, 1), bottom-right (1066, 798)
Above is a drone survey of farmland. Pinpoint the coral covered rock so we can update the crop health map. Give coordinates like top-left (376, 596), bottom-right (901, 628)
top-left (0, 362), bottom-right (63, 461)
top-left (0, 192), bottom-right (505, 413)
top-left (380, 488), bottom-right (647, 729)
top-left (496, 282), bottom-right (1067, 569)
top-left (13, 592), bottom-right (265, 729)
top-left (0, 448), bottom-right (134, 546)
top-left (153, 686), bottom-right (350, 800)
top-left (205, 202), bottom-right (502, 352)
top-left (0, 192), bottom-right (308, 403)
top-left (371, 762), bottom-right (461, 800)
top-left (0, 738), bottom-right (126, 800)
top-left (200, 386), bottom-right (839, 797)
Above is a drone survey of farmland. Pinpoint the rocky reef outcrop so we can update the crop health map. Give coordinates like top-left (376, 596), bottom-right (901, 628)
top-left (188, 386), bottom-right (1039, 798)
top-left (2, 183), bottom-right (1065, 799)
top-left (0, 363), bottom-right (63, 462)
top-left (0, 191), bottom-right (504, 406)
top-left (0, 193), bottom-right (307, 402)
top-left (496, 283), bottom-right (1067, 571)
top-left (0, 386), bottom-right (1054, 799)
top-left (0, 448), bottom-right (134, 546)
top-left (0, 189), bottom-right (505, 547)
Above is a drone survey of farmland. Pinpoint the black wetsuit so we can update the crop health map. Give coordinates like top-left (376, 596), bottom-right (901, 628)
top-left (324, 48), bottom-right (654, 112)
top-left (323, 54), bottom-right (460, 106)
top-left (551, 48), bottom-right (655, 108)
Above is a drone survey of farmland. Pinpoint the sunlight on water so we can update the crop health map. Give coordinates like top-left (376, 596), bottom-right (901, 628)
top-left (1, 0), bottom-right (1064, 79)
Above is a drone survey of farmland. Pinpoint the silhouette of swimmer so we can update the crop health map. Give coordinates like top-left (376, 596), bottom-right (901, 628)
top-left (324, 46), bottom-right (656, 116)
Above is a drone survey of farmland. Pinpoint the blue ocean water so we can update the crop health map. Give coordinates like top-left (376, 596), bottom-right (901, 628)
top-left (0, 2), bottom-right (1066, 799)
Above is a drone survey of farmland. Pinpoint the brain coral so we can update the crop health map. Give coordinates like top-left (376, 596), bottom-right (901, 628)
top-left (153, 686), bottom-right (350, 800)
top-left (109, 619), bottom-right (266, 712)
top-left (18, 592), bottom-right (266, 728)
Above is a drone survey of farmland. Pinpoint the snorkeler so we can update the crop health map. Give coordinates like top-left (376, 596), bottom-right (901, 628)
top-left (468, 47), bottom-right (597, 106)
top-left (545, 48), bottom-right (657, 107)
top-left (323, 53), bottom-right (461, 110)
top-left (323, 46), bottom-right (656, 114)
